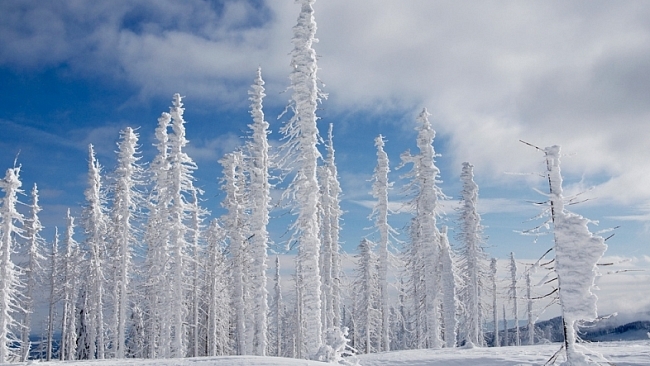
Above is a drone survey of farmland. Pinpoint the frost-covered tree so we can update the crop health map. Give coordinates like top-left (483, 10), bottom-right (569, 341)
top-left (20, 183), bottom-right (46, 361)
top-left (167, 94), bottom-right (199, 358)
top-left (220, 151), bottom-right (249, 355)
top-left (543, 145), bottom-right (607, 365)
top-left (270, 256), bottom-right (284, 357)
top-left (370, 134), bottom-right (395, 352)
top-left (246, 68), bottom-right (271, 356)
top-left (82, 145), bottom-right (108, 359)
top-left (0, 167), bottom-right (24, 363)
top-left (490, 258), bottom-right (499, 347)
top-left (525, 269), bottom-right (534, 345)
top-left (187, 189), bottom-right (207, 358)
top-left (400, 108), bottom-right (446, 349)
top-left (319, 124), bottom-right (344, 338)
top-left (279, 0), bottom-right (325, 358)
top-left (109, 127), bottom-right (144, 358)
top-left (46, 229), bottom-right (59, 361)
top-left (204, 219), bottom-right (230, 356)
top-left (352, 238), bottom-right (379, 354)
top-left (456, 162), bottom-right (487, 347)
top-left (508, 252), bottom-right (520, 346)
top-left (60, 209), bottom-right (80, 361)
top-left (144, 111), bottom-right (172, 359)
top-left (440, 227), bottom-right (457, 348)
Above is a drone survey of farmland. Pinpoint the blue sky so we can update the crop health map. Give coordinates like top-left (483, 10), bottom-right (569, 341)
top-left (2, 0), bottom-right (650, 264)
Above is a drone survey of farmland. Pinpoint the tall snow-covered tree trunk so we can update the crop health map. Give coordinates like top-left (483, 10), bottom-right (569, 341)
top-left (246, 68), bottom-right (271, 356)
top-left (457, 162), bottom-right (487, 347)
top-left (0, 167), bottom-right (24, 363)
top-left (508, 252), bottom-right (519, 346)
top-left (526, 270), bottom-right (534, 345)
top-left (490, 258), bottom-right (499, 347)
top-left (221, 151), bottom-right (249, 355)
top-left (46, 229), bottom-right (59, 361)
top-left (318, 124), bottom-right (347, 361)
top-left (61, 209), bottom-right (80, 361)
top-left (543, 145), bottom-right (607, 365)
top-left (353, 238), bottom-right (378, 354)
top-left (280, 0), bottom-right (325, 358)
top-left (188, 189), bottom-right (206, 358)
top-left (440, 227), bottom-right (457, 348)
top-left (400, 108), bottom-right (446, 349)
top-left (144, 112), bottom-right (172, 359)
top-left (271, 256), bottom-right (284, 357)
top-left (82, 145), bottom-right (108, 359)
top-left (371, 134), bottom-right (393, 352)
top-left (204, 219), bottom-right (230, 357)
top-left (110, 127), bottom-right (143, 359)
top-left (20, 183), bottom-right (46, 361)
top-left (165, 94), bottom-right (204, 358)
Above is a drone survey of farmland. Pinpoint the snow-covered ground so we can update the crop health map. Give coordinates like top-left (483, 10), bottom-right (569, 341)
top-left (7, 341), bottom-right (650, 366)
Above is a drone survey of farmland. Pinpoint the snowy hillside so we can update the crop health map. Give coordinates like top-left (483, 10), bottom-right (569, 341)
top-left (4, 341), bottom-right (650, 366)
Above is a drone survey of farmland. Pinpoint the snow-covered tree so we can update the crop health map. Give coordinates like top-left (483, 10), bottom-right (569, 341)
top-left (0, 167), bottom-right (24, 363)
top-left (352, 238), bottom-right (379, 354)
top-left (187, 189), bottom-right (207, 358)
top-left (543, 145), bottom-right (607, 365)
top-left (525, 269), bottom-right (534, 345)
top-left (490, 258), bottom-right (499, 347)
top-left (246, 68), bottom-right (271, 356)
top-left (370, 134), bottom-right (395, 352)
top-left (220, 151), bottom-right (249, 355)
top-left (204, 219), bottom-right (230, 356)
top-left (167, 94), bottom-right (200, 358)
top-left (109, 127), bottom-right (144, 358)
top-left (60, 209), bottom-right (80, 361)
top-left (456, 162), bottom-right (487, 347)
top-left (46, 229), bottom-right (59, 361)
top-left (400, 108), bottom-right (446, 349)
top-left (20, 183), bottom-right (46, 361)
top-left (270, 256), bottom-right (284, 357)
top-left (440, 227), bottom-right (457, 348)
top-left (144, 111), bottom-right (173, 359)
top-left (82, 144), bottom-right (108, 359)
top-left (279, 0), bottom-right (325, 358)
top-left (319, 123), bottom-right (344, 334)
top-left (508, 252), bottom-right (520, 346)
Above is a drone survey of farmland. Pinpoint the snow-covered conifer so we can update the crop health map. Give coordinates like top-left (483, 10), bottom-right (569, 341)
top-left (0, 167), bottom-right (24, 363)
top-left (204, 219), bottom-right (230, 356)
top-left (370, 134), bottom-right (395, 352)
top-left (440, 227), bottom-right (457, 348)
top-left (544, 145), bottom-right (607, 365)
top-left (525, 269), bottom-right (535, 345)
top-left (109, 127), bottom-right (144, 358)
top-left (270, 256), bottom-right (284, 357)
top-left (144, 111), bottom-right (172, 358)
top-left (82, 144), bottom-right (108, 359)
top-left (220, 151), bottom-right (249, 355)
top-left (46, 229), bottom-right (59, 361)
top-left (279, 0), bottom-right (325, 358)
top-left (352, 238), bottom-right (379, 354)
top-left (319, 123), bottom-right (344, 349)
top-left (20, 183), bottom-right (46, 361)
top-left (246, 68), bottom-right (271, 356)
top-left (400, 108), bottom-right (446, 349)
top-left (490, 258), bottom-right (499, 347)
top-left (508, 252), bottom-right (520, 346)
top-left (456, 162), bottom-right (488, 346)
top-left (167, 94), bottom-right (201, 358)
top-left (60, 209), bottom-right (80, 361)
top-left (502, 305), bottom-right (508, 346)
